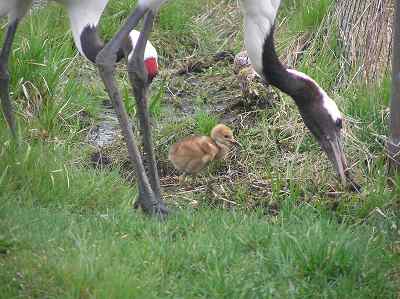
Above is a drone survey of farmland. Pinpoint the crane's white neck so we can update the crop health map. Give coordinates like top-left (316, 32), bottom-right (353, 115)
top-left (240, 0), bottom-right (281, 76)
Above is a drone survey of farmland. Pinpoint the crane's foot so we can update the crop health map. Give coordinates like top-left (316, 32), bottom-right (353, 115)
top-left (133, 193), bottom-right (169, 219)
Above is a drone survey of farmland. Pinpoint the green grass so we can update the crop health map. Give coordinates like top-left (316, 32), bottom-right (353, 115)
top-left (344, 76), bottom-right (391, 142)
top-left (0, 129), bottom-right (136, 212)
top-left (0, 204), bottom-right (397, 298)
top-left (149, 82), bottom-right (166, 119)
top-left (1, 5), bottom-right (98, 140)
top-left (0, 0), bottom-right (399, 297)
top-left (194, 111), bottom-right (218, 135)
top-left (281, 0), bottom-right (334, 32)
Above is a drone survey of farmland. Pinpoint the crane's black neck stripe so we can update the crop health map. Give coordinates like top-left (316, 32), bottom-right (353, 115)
top-left (81, 25), bottom-right (124, 63)
top-left (261, 26), bottom-right (320, 107)
top-left (262, 27), bottom-right (297, 96)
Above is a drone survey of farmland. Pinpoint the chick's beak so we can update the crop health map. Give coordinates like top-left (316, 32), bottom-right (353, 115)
top-left (230, 138), bottom-right (242, 147)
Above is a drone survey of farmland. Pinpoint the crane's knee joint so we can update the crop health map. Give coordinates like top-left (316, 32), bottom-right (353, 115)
top-left (96, 47), bottom-right (118, 72)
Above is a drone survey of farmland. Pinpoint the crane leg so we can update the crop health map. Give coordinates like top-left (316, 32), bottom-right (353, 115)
top-left (96, 7), bottom-right (168, 218)
top-left (0, 19), bottom-right (19, 138)
top-left (127, 12), bottom-right (162, 200)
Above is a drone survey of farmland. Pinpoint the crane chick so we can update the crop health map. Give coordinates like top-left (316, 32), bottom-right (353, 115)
top-left (169, 124), bottom-right (240, 183)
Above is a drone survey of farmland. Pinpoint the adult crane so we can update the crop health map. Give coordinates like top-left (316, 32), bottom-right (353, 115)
top-left (240, 0), bottom-right (358, 190)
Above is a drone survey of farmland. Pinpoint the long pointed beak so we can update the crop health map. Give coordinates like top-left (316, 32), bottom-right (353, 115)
top-left (322, 135), bottom-right (361, 192)
top-left (327, 136), bottom-right (347, 186)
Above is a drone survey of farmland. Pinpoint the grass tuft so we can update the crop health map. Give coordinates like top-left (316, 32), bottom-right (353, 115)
top-left (0, 133), bottom-right (136, 213)
top-left (194, 111), bottom-right (218, 136)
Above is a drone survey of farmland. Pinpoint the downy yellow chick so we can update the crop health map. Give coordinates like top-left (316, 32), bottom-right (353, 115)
top-left (169, 124), bottom-right (240, 183)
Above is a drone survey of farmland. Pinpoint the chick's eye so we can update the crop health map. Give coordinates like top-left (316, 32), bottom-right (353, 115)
top-left (336, 118), bottom-right (343, 129)
top-left (224, 135), bottom-right (230, 138)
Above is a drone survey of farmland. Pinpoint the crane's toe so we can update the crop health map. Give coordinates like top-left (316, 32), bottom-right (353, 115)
top-left (134, 193), bottom-right (169, 220)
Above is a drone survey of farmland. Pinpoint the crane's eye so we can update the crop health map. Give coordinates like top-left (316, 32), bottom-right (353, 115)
top-left (224, 135), bottom-right (230, 138)
top-left (336, 119), bottom-right (343, 129)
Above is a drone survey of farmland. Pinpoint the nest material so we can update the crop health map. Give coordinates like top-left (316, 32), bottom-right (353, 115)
top-left (233, 51), bottom-right (276, 108)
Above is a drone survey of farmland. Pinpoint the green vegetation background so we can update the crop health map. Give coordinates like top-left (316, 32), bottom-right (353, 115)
top-left (0, 0), bottom-right (399, 297)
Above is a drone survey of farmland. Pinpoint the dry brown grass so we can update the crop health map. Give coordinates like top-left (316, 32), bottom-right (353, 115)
top-left (337, 0), bottom-right (394, 83)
